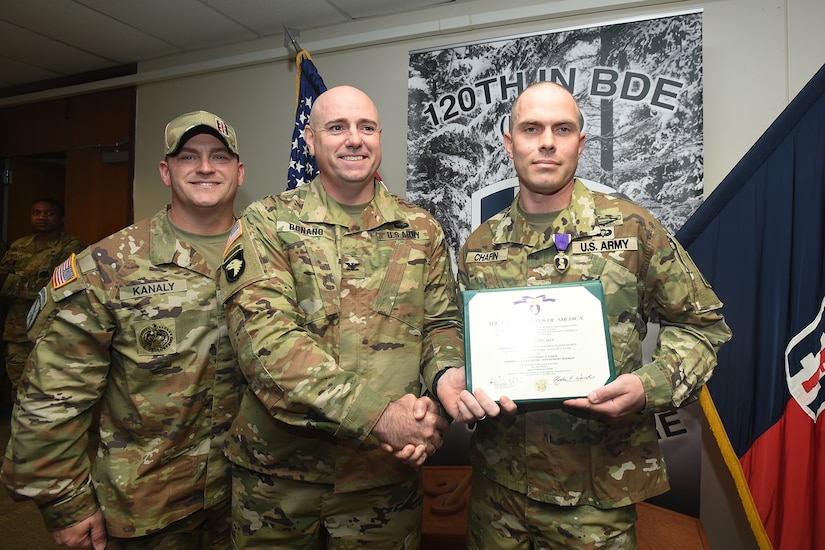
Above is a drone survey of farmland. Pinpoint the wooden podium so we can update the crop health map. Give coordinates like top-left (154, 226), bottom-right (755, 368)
top-left (422, 466), bottom-right (710, 549)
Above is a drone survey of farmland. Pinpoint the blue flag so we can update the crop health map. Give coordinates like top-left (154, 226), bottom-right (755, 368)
top-left (287, 50), bottom-right (327, 190)
top-left (678, 63), bottom-right (825, 549)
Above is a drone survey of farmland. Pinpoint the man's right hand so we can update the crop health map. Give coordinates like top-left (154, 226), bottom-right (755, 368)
top-left (50, 509), bottom-right (107, 550)
top-left (436, 367), bottom-right (518, 422)
top-left (372, 394), bottom-right (448, 462)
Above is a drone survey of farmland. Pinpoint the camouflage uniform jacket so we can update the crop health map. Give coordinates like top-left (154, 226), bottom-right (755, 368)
top-left (0, 207), bottom-right (243, 537)
top-left (220, 177), bottom-right (463, 492)
top-left (0, 232), bottom-right (84, 342)
top-left (458, 180), bottom-right (732, 508)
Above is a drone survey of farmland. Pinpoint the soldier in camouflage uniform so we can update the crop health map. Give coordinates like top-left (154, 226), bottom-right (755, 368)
top-left (0, 198), bottom-right (84, 390)
top-left (220, 86), bottom-right (461, 549)
top-left (1, 111), bottom-right (246, 549)
top-left (452, 82), bottom-right (732, 549)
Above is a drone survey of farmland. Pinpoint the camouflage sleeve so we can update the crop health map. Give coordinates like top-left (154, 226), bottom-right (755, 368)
top-left (222, 204), bottom-right (390, 441)
top-left (0, 244), bottom-right (27, 298)
top-left (419, 219), bottom-right (464, 392)
top-left (0, 245), bottom-right (16, 273)
top-left (0, 270), bottom-right (33, 299)
top-left (64, 238), bottom-right (86, 260)
top-left (635, 231), bottom-right (732, 412)
top-left (0, 237), bottom-right (85, 300)
top-left (24, 238), bottom-right (86, 300)
top-left (1, 265), bottom-right (112, 530)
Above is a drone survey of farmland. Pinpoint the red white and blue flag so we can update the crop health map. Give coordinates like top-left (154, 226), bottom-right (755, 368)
top-left (287, 50), bottom-right (327, 190)
top-left (678, 63), bottom-right (825, 549)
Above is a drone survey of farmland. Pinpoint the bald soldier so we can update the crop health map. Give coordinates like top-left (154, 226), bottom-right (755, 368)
top-left (219, 86), bottom-right (462, 548)
top-left (2, 111), bottom-right (246, 549)
top-left (453, 81), bottom-right (732, 549)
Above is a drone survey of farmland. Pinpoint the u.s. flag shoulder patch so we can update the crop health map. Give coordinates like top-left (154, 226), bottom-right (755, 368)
top-left (52, 253), bottom-right (79, 289)
top-left (224, 219), bottom-right (243, 257)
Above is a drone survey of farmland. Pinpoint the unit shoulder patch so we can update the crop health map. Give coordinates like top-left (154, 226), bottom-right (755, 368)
top-left (222, 247), bottom-right (245, 283)
top-left (26, 287), bottom-right (48, 332)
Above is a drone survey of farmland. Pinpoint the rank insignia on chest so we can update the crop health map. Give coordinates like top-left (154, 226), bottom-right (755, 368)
top-left (341, 254), bottom-right (365, 278)
top-left (222, 248), bottom-right (245, 282)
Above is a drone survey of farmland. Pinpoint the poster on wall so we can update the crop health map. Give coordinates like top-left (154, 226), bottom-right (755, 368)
top-left (407, 10), bottom-right (704, 265)
top-left (409, 10), bottom-right (705, 517)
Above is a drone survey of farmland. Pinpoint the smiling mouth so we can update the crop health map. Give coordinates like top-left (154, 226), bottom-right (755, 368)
top-left (342, 155), bottom-right (366, 161)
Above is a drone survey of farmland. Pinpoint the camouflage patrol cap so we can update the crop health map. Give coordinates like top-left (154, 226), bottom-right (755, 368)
top-left (164, 110), bottom-right (239, 156)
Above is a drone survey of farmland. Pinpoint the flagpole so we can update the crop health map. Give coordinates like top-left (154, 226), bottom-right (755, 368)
top-left (282, 24), bottom-right (303, 55)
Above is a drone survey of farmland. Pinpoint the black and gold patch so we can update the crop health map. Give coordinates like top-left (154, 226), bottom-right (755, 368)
top-left (135, 320), bottom-right (176, 355)
top-left (222, 247), bottom-right (245, 283)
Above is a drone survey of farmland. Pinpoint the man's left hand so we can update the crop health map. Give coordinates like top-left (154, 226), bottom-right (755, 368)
top-left (563, 373), bottom-right (646, 418)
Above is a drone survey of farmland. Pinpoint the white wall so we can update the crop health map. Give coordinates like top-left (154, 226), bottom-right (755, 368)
top-left (133, 0), bottom-right (825, 548)
top-left (135, 0), bottom-right (825, 219)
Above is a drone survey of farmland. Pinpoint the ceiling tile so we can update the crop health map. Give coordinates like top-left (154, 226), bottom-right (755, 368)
top-left (332, 0), bottom-right (454, 18)
top-left (201, 0), bottom-right (350, 36)
top-left (2, 0), bottom-right (177, 62)
top-left (0, 0), bottom-right (477, 97)
top-left (0, 56), bottom-right (63, 86)
top-left (75, 0), bottom-right (258, 50)
top-left (0, 20), bottom-right (113, 73)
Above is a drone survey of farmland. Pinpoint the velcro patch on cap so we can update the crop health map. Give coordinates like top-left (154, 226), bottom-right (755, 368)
top-left (52, 253), bottom-right (78, 289)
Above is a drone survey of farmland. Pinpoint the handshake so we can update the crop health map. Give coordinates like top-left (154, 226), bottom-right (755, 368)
top-left (371, 367), bottom-right (517, 466)
top-left (372, 393), bottom-right (450, 467)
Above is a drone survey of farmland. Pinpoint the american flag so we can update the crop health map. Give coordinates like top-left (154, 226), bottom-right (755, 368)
top-left (287, 50), bottom-right (327, 190)
top-left (52, 254), bottom-right (78, 289)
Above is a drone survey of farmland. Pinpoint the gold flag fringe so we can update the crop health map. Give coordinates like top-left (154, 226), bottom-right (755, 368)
top-left (700, 388), bottom-right (773, 549)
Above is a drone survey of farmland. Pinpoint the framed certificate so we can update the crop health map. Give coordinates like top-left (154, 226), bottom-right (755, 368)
top-left (462, 280), bottom-right (615, 402)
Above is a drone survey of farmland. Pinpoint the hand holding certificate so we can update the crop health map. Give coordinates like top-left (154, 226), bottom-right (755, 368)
top-left (462, 280), bottom-right (615, 402)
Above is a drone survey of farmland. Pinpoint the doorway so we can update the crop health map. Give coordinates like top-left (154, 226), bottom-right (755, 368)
top-left (0, 87), bottom-right (135, 247)
top-left (2, 154), bottom-right (66, 245)
top-left (0, 86), bottom-right (135, 408)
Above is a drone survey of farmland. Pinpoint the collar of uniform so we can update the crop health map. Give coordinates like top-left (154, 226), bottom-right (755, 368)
top-left (299, 176), bottom-right (406, 230)
top-left (148, 205), bottom-right (181, 265)
top-left (566, 178), bottom-right (602, 234)
top-left (490, 178), bottom-right (601, 248)
top-left (147, 206), bottom-right (220, 277)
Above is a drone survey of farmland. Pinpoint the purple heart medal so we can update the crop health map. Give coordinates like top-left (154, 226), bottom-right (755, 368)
top-left (553, 233), bottom-right (571, 273)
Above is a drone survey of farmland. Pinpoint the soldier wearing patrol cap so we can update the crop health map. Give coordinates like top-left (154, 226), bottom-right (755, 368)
top-left (219, 86), bottom-right (462, 548)
top-left (1, 110), bottom-right (245, 549)
top-left (448, 82), bottom-right (732, 549)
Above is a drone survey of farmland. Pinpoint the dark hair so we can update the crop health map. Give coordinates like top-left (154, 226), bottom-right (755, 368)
top-left (31, 198), bottom-right (64, 216)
